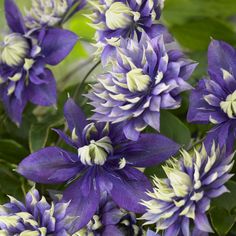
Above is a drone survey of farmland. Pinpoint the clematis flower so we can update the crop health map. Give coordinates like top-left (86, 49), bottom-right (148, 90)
top-left (77, 192), bottom-right (143, 235)
top-left (0, 188), bottom-right (78, 235)
top-left (18, 98), bottom-right (179, 231)
top-left (141, 143), bottom-right (234, 236)
top-left (87, 0), bottom-right (169, 62)
top-left (25, 0), bottom-right (87, 29)
top-left (0, 0), bottom-right (78, 125)
top-left (87, 33), bottom-right (196, 140)
top-left (188, 40), bottom-right (236, 153)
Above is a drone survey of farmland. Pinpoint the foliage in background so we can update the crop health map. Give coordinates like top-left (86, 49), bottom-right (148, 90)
top-left (1, 0), bottom-right (236, 235)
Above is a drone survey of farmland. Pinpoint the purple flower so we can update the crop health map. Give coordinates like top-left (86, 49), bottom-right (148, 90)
top-left (25, 0), bottom-right (87, 29)
top-left (88, 0), bottom-right (169, 62)
top-left (78, 192), bottom-right (143, 235)
top-left (141, 143), bottom-right (234, 236)
top-left (87, 33), bottom-right (196, 140)
top-left (188, 40), bottom-right (236, 153)
top-left (0, 0), bottom-right (78, 125)
top-left (18, 98), bottom-right (179, 231)
top-left (0, 188), bottom-right (77, 235)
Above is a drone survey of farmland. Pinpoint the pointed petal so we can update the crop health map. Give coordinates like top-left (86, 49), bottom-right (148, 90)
top-left (108, 166), bottom-right (152, 213)
top-left (4, 0), bottom-right (25, 33)
top-left (121, 133), bottom-right (179, 167)
top-left (2, 93), bottom-right (27, 125)
top-left (123, 121), bottom-right (140, 141)
top-left (64, 99), bottom-right (88, 144)
top-left (195, 213), bottom-right (213, 233)
top-left (143, 111), bottom-right (160, 131)
top-left (28, 69), bottom-right (57, 106)
top-left (41, 28), bottom-right (78, 65)
top-left (18, 147), bottom-right (82, 184)
top-left (208, 40), bottom-right (236, 78)
top-left (146, 229), bottom-right (160, 236)
top-left (62, 171), bottom-right (100, 231)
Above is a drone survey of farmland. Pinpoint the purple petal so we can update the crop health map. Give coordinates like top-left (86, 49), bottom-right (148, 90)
top-left (64, 99), bottom-right (88, 145)
top-left (181, 217), bottom-right (190, 236)
top-left (204, 122), bottom-right (235, 154)
top-left (195, 213), bottom-right (213, 233)
top-left (145, 24), bottom-right (173, 43)
top-left (121, 133), bottom-right (179, 167)
top-left (187, 83), bottom-right (212, 124)
top-left (146, 229), bottom-right (159, 236)
top-left (27, 69), bottom-right (57, 106)
top-left (102, 225), bottom-right (123, 236)
top-left (2, 93), bottom-right (27, 125)
top-left (208, 39), bottom-right (236, 78)
top-left (143, 111), bottom-right (160, 131)
top-left (108, 166), bottom-right (152, 213)
top-left (18, 147), bottom-right (82, 184)
top-left (4, 0), bottom-right (25, 33)
top-left (52, 128), bottom-right (79, 148)
top-left (62, 171), bottom-right (100, 231)
top-left (123, 121), bottom-right (140, 141)
top-left (165, 223), bottom-right (180, 236)
top-left (41, 28), bottom-right (78, 65)
top-left (192, 227), bottom-right (209, 236)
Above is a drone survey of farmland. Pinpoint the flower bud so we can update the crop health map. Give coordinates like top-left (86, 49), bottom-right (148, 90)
top-left (105, 2), bottom-right (134, 30)
top-left (78, 136), bottom-right (113, 166)
top-left (0, 33), bottom-right (29, 67)
top-left (127, 68), bottom-right (151, 93)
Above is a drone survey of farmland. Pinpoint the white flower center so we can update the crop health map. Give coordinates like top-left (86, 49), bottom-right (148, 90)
top-left (105, 2), bottom-right (139, 30)
top-left (78, 136), bottom-right (113, 166)
top-left (126, 68), bottom-right (151, 93)
top-left (88, 215), bottom-right (102, 231)
top-left (0, 33), bottom-right (29, 67)
top-left (220, 90), bottom-right (236, 118)
top-left (163, 167), bottom-right (192, 197)
top-left (25, 0), bottom-right (68, 28)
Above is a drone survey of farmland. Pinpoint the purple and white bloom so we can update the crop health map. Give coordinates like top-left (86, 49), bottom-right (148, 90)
top-left (25, 0), bottom-right (87, 29)
top-left (87, 0), bottom-right (168, 61)
top-left (18, 98), bottom-right (179, 231)
top-left (78, 192), bottom-right (143, 235)
top-left (0, 0), bottom-right (78, 124)
top-left (87, 33), bottom-right (196, 140)
top-left (188, 40), bottom-right (236, 153)
top-left (0, 188), bottom-right (78, 235)
top-left (141, 143), bottom-right (234, 236)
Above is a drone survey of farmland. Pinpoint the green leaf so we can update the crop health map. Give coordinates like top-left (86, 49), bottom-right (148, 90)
top-left (0, 162), bottom-right (28, 202)
top-left (169, 18), bottom-right (236, 51)
top-left (212, 181), bottom-right (236, 212)
top-left (160, 110), bottom-right (191, 147)
top-left (0, 139), bottom-right (28, 164)
top-left (163, 0), bottom-right (236, 26)
top-left (29, 113), bottom-right (64, 153)
top-left (68, 14), bottom-right (95, 42)
top-left (144, 164), bottom-right (166, 179)
top-left (210, 207), bottom-right (236, 236)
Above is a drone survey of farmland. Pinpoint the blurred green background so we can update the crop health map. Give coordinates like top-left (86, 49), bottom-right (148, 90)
top-left (1, 1), bottom-right (236, 235)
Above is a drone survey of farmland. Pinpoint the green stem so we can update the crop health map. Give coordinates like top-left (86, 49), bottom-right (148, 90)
top-left (56, 60), bottom-right (101, 146)
top-left (59, 57), bottom-right (94, 85)
top-left (73, 60), bottom-right (101, 100)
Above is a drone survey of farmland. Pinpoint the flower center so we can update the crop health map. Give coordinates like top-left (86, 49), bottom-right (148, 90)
top-left (105, 2), bottom-right (140, 30)
top-left (25, 0), bottom-right (68, 28)
top-left (78, 136), bottom-right (113, 166)
top-left (163, 167), bottom-right (192, 197)
top-left (126, 68), bottom-right (151, 93)
top-left (220, 90), bottom-right (236, 118)
top-left (0, 33), bottom-right (29, 67)
top-left (88, 215), bottom-right (102, 231)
